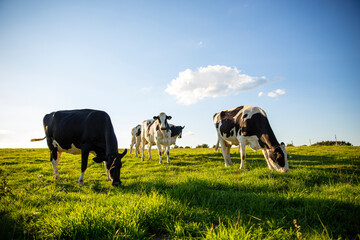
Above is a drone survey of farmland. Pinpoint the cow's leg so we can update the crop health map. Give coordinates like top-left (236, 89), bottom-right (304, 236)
top-left (156, 141), bottom-right (163, 164)
top-left (166, 142), bottom-right (170, 164)
top-left (104, 161), bottom-right (111, 180)
top-left (262, 149), bottom-right (274, 170)
top-left (51, 149), bottom-right (60, 180)
top-left (136, 139), bottom-right (142, 158)
top-left (134, 142), bottom-right (139, 158)
top-left (130, 143), bottom-right (133, 154)
top-left (218, 138), bottom-right (227, 165)
top-left (141, 138), bottom-right (145, 161)
top-left (148, 143), bottom-right (153, 160)
top-left (135, 146), bottom-right (139, 158)
top-left (219, 138), bottom-right (232, 166)
top-left (78, 149), bottom-right (89, 185)
top-left (130, 137), bottom-right (136, 154)
top-left (238, 137), bottom-right (246, 170)
top-left (239, 143), bottom-right (246, 170)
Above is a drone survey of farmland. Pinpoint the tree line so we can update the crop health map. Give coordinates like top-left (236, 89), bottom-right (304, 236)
top-left (173, 140), bottom-right (353, 149)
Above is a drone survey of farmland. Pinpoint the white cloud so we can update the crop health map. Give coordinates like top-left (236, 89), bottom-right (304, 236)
top-left (165, 65), bottom-right (267, 105)
top-left (268, 89), bottom-right (286, 98)
top-left (198, 41), bottom-right (203, 46)
top-left (183, 131), bottom-right (195, 137)
top-left (258, 92), bottom-right (263, 97)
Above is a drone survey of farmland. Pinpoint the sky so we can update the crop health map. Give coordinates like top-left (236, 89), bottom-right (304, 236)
top-left (0, 0), bottom-right (359, 149)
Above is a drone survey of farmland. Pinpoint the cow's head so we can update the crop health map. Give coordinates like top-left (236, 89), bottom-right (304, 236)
top-left (268, 143), bottom-right (290, 173)
top-left (178, 126), bottom-right (185, 138)
top-left (153, 112), bottom-right (172, 131)
top-left (106, 149), bottom-right (127, 186)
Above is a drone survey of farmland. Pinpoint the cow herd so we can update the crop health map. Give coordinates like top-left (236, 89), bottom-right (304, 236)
top-left (130, 112), bottom-right (185, 164)
top-left (31, 106), bottom-right (290, 187)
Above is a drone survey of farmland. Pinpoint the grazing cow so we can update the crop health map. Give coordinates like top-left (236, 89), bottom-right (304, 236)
top-left (213, 106), bottom-right (289, 172)
top-left (130, 124), bottom-right (141, 157)
top-left (31, 109), bottom-right (127, 186)
top-left (141, 112), bottom-right (172, 164)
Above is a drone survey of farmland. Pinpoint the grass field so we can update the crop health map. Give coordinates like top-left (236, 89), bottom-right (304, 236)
top-left (0, 146), bottom-right (359, 239)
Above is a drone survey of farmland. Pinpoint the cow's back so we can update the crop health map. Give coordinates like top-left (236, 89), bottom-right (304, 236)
top-left (45, 109), bottom-right (113, 149)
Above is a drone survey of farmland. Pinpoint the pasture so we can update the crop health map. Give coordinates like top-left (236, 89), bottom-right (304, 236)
top-left (0, 146), bottom-right (359, 239)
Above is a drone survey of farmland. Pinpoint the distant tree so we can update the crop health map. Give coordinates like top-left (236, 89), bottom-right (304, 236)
top-left (185, 146), bottom-right (191, 149)
top-left (173, 145), bottom-right (179, 149)
top-left (312, 141), bottom-right (352, 146)
top-left (196, 144), bottom-right (209, 148)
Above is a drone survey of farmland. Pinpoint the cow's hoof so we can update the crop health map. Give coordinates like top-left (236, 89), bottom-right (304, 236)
top-left (78, 181), bottom-right (84, 186)
top-left (112, 181), bottom-right (121, 187)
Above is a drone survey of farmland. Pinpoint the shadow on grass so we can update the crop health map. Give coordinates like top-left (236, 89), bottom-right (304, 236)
top-left (0, 211), bottom-right (27, 240)
top-left (120, 176), bottom-right (360, 239)
top-left (115, 149), bottom-right (360, 238)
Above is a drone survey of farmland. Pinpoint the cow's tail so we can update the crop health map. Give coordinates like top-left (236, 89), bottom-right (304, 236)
top-left (30, 137), bottom-right (46, 142)
top-left (214, 138), bottom-right (219, 152)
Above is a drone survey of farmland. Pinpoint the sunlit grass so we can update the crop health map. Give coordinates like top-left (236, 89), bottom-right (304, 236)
top-left (1, 146), bottom-right (359, 239)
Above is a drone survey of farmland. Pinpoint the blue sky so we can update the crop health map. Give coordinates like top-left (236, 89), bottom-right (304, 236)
top-left (0, 0), bottom-right (359, 148)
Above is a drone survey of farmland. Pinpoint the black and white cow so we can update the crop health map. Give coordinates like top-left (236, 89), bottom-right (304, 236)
top-left (130, 124), bottom-right (141, 157)
top-left (158, 124), bottom-right (185, 154)
top-left (169, 124), bottom-right (185, 145)
top-left (31, 109), bottom-right (127, 186)
top-left (141, 112), bottom-right (172, 164)
top-left (213, 106), bottom-right (289, 172)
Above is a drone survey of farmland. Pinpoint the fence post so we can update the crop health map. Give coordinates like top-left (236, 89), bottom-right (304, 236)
top-left (335, 134), bottom-right (338, 146)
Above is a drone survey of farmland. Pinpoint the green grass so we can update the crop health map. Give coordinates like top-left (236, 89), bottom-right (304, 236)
top-left (0, 146), bottom-right (359, 239)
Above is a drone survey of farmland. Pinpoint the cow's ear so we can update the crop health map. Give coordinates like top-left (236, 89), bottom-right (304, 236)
top-left (167, 116), bottom-right (172, 120)
top-left (120, 149), bottom-right (127, 158)
top-left (153, 116), bottom-right (159, 120)
top-left (182, 125), bottom-right (185, 129)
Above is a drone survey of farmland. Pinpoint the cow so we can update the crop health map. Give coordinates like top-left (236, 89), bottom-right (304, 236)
top-left (141, 123), bottom-right (184, 155)
top-left (159, 124), bottom-right (185, 154)
top-left (141, 112), bottom-right (172, 164)
top-left (169, 124), bottom-right (185, 145)
top-left (31, 109), bottom-right (127, 186)
top-left (130, 124), bottom-right (141, 157)
top-left (213, 106), bottom-right (289, 172)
